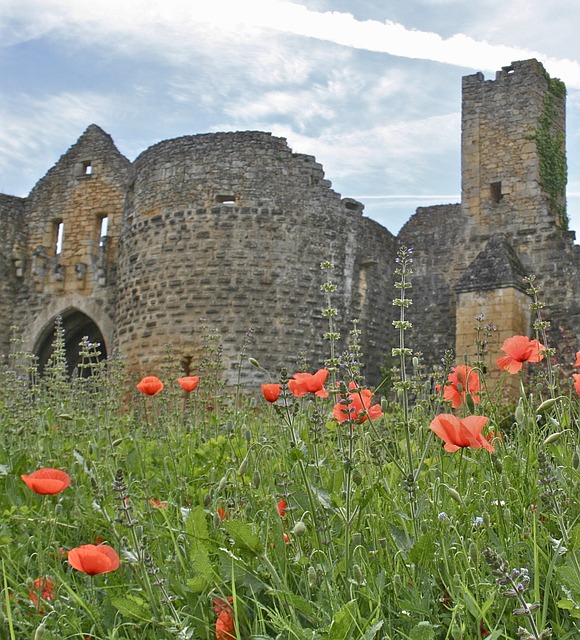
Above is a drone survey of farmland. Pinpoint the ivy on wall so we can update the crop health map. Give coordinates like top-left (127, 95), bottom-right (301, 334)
top-left (529, 76), bottom-right (568, 230)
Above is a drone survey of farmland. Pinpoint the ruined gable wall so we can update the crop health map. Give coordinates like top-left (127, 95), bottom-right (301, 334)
top-left (0, 195), bottom-right (26, 354)
top-left (12, 126), bottom-right (130, 353)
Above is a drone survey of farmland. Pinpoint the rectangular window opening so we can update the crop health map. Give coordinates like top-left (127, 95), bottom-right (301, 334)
top-left (490, 181), bottom-right (503, 204)
top-left (54, 220), bottom-right (64, 255)
top-left (99, 215), bottom-right (109, 247)
top-left (215, 194), bottom-right (235, 205)
top-left (83, 161), bottom-right (93, 175)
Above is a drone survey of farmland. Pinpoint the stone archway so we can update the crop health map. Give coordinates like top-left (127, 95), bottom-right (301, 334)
top-left (34, 309), bottom-right (108, 376)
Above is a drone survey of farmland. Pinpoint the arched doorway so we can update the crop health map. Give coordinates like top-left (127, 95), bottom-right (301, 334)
top-left (34, 310), bottom-right (108, 376)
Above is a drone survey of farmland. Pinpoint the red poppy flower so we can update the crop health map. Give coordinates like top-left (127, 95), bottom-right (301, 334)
top-left (21, 468), bottom-right (71, 495)
top-left (573, 373), bottom-right (580, 395)
top-left (439, 365), bottom-right (480, 409)
top-left (333, 381), bottom-right (383, 424)
top-left (148, 499), bottom-right (167, 509)
top-left (277, 498), bottom-right (288, 517)
top-left (29, 577), bottom-right (55, 608)
top-left (497, 336), bottom-right (545, 374)
top-left (217, 506), bottom-right (227, 521)
top-left (429, 414), bottom-right (494, 453)
top-left (178, 376), bottom-right (199, 392)
top-left (214, 597), bottom-right (235, 640)
top-left (261, 383), bottom-right (282, 403)
top-left (67, 544), bottom-right (120, 575)
top-left (288, 369), bottom-right (329, 398)
top-left (136, 376), bottom-right (164, 395)
top-left (575, 351), bottom-right (580, 367)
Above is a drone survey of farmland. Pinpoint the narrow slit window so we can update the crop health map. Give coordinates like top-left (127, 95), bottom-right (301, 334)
top-left (215, 194), bottom-right (235, 205)
top-left (99, 216), bottom-right (109, 247)
top-left (54, 221), bottom-right (64, 255)
top-left (490, 181), bottom-right (503, 203)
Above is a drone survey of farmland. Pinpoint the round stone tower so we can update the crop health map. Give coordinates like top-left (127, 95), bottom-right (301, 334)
top-left (114, 132), bottom-right (394, 386)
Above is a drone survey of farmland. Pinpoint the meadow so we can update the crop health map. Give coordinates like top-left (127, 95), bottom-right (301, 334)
top-left (1, 250), bottom-right (579, 640)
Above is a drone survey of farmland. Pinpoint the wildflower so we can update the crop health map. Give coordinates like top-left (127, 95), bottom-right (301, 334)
top-left (429, 414), bottom-right (494, 453)
top-left (283, 532), bottom-right (291, 544)
top-left (148, 499), bottom-right (167, 508)
top-left (575, 351), bottom-right (580, 367)
top-left (67, 544), bottom-right (120, 575)
top-left (288, 369), bottom-right (329, 398)
top-left (333, 381), bottom-right (383, 424)
top-left (573, 373), bottom-right (580, 395)
top-left (21, 468), bottom-right (71, 495)
top-left (439, 365), bottom-right (480, 409)
top-left (261, 383), bottom-right (282, 403)
top-left (178, 376), bottom-right (199, 392)
top-left (214, 597), bottom-right (235, 640)
top-left (136, 376), bottom-right (164, 395)
top-left (29, 577), bottom-right (55, 609)
top-left (217, 506), bottom-right (227, 521)
top-left (496, 336), bottom-right (545, 374)
top-left (277, 498), bottom-right (288, 517)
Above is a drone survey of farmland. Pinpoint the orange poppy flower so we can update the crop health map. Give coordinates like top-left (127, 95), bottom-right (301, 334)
top-left (178, 376), bottom-right (199, 392)
top-left (21, 468), bottom-right (71, 495)
top-left (277, 498), bottom-right (288, 517)
top-left (214, 597), bottom-right (235, 640)
top-left (429, 414), bottom-right (494, 453)
top-left (573, 373), bottom-right (580, 395)
top-left (288, 369), bottom-right (329, 398)
top-left (136, 376), bottom-right (164, 395)
top-left (68, 544), bottom-right (120, 575)
top-left (440, 365), bottom-right (480, 409)
top-left (217, 506), bottom-right (227, 521)
top-left (333, 381), bottom-right (383, 424)
top-left (29, 577), bottom-right (55, 608)
top-left (496, 336), bottom-right (545, 374)
top-left (261, 383), bottom-right (282, 403)
top-left (575, 352), bottom-right (580, 368)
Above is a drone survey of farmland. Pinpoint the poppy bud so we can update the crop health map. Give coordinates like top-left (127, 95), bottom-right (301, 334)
top-left (448, 487), bottom-right (462, 504)
top-left (292, 521), bottom-right (307, 537)
top-left (491, 452), bottom-right (503, 474)
top-left (501, 474), bottom-right (509, 491)
top-left (34, 622), bottom-right (46, 640)
top-left (515, 403), bottom-right (525, 427)
top-left (252, 470), bottom-right (261, 489)
top-left (204, 493), bottom-right (212, 507)
top-left (482, 512), bottom-right (491, 528)
top-left (469, 542), bottom-right (478, 566)
top-left (572, 451), bottom-right (580, 470)
top-left (248, 358), bottom-right (260, 368)
top-left (412, 356), bottom-right (419, 369)
top-left (217, 476), bottom-right (228, 492)
top-left (381, 397), bottom-right (389, 413)
top-left (237, 455), bottom-right (250, 476)
top-left (243, 429), bottom-right (252, 443)
top-left (536, 397), bottom-right (562, 414)
top-left (543, 431), bottom-right (564, 445)
top-left (213, 511), bottom-right (221, 528)
top-left (308, 566), bottom-right (318, 588)
top-left (352, 564), bottom-right (365, 584)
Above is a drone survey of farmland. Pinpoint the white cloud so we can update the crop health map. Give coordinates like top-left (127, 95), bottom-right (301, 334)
top-left (2, 0), bottom-right (579, 87)
top-left (0, 92), bottom-right (115, 195)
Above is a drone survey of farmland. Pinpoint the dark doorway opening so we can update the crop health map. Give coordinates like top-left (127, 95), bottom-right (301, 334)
top-left (34, 310), bottom-right (108, 376)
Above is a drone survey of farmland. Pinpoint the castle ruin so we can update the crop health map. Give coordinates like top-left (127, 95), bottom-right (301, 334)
top-left (1, 59), bottom-right (579, 387)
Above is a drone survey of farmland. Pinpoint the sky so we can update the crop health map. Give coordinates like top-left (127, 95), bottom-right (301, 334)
top-left (1, 0), bottom-right (579, 237)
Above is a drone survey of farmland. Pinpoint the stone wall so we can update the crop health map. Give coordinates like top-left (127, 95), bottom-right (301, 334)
top-left (0, 59), bottom-right (578, 390)
top-left (115, 132), bottom-right (396, 385)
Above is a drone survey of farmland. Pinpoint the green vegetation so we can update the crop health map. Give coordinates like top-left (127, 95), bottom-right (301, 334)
top-left (1, 255), bottom-right (579, 639)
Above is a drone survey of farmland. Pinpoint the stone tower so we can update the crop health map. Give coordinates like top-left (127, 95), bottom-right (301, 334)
top-left (399, 60), bottom-right (579, 373)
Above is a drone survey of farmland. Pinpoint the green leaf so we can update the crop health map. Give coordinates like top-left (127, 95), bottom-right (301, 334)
top-left (409, 621), bottom-right (435, 640)
top-left (364, 619), bottom-right (384, 640)
top-left (110, 594), bottom-right (152, 621)
top-left (224, 520), bottom-right (262, 554)
top-left (328, 600), bottom-right (357, 640)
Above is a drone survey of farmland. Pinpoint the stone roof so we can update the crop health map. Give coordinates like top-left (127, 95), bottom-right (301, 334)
top-left (455, 235), bottom-right (529, 293)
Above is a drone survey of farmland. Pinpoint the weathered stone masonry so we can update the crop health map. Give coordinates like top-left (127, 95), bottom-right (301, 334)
top-left (1, 59), bottom-right (579, 387)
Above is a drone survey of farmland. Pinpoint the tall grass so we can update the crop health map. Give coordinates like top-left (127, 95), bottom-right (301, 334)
top-left (0, 256), bottom-right (579, 640)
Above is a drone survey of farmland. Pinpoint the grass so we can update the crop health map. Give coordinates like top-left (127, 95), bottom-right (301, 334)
top-left (0, 258), bottom-right (579, 640)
